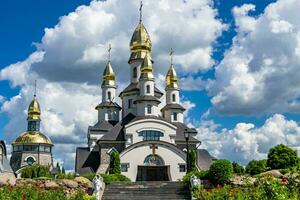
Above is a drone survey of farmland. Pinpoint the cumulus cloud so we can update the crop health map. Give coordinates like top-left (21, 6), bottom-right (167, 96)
top-left (208, 0), bottom-right (300, 115)
top-left (196, 114), bottom-right (300, 165)
top-left (0, 0), bottom-right (224, 170)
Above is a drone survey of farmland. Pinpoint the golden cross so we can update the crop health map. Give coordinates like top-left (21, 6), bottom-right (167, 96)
top-left (139, 1), bottom-right (143, 23)
top-left (108, 44), bottom-right (112, 61)
top-left (150, 143), bottom-right (158, 155)
top-left (170, 48), bottom-right (174, 64)
top-left (34, 80), bottom-right (37, 97)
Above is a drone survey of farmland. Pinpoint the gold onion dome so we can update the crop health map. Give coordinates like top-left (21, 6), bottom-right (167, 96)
top-left (14, 131), bottom-right (52, 145)
top-left (129, 22), bottom-right (152, 62)
top-left (166, 64), bottom-right (179, 90)
top-left (27, 96), bottom-right (41, 121)
top-left (140, 53), bottom-right (154, 80)
top-left (102, 61), bottom-right (116, 87)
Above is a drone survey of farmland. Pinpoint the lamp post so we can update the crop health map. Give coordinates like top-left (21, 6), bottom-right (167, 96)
top-left (184, 129), bottom-right (190, 173)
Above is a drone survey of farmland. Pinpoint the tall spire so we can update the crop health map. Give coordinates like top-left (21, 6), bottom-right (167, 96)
top-left (102, 44), bottom-right (116, 87)
top-left (27, 81), bottom-right (41, 121)
top-left (166, 49), bottom-right (179, 90)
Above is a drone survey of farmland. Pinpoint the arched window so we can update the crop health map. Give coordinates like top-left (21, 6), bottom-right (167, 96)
top-left (133, 67), bottom-right (137, 78)
top-left (144, 155), bottom-right (164, 166)
top-left (173, 112), bottom-right (178, 121)
top-left (146, 85), bottom-right (150, 94)
top-left (26, 156), bottom-right (36, 166)
top-left (147, 105), bottom-right (152, 114)
top-left (107, 91), bottom-right (112, 101)
top-left (172, 94), bottom-right (176, 102)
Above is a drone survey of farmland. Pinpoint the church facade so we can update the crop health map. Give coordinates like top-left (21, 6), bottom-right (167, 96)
top-left (75, 12), bottom-right (215, 181)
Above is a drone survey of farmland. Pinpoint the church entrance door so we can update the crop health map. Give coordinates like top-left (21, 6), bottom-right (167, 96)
top-left (136, 165), bottom-right (170, 181)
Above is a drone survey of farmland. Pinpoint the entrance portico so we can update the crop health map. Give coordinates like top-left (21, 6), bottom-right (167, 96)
top-left (120, 140), bottom-right (186, 181)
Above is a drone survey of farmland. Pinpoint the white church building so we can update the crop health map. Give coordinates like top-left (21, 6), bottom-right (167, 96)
top-left (75, 9), bottom-right (215, 181)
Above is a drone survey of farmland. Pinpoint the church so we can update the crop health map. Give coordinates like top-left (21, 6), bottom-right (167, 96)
top-left (75, 6), bottom-right (215, 181)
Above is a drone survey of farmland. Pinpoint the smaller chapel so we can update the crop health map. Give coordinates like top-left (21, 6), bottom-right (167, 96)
top-left (10, 93), bottom-right (53, 174)
top-left (75, 5), bottom-right (216, 181)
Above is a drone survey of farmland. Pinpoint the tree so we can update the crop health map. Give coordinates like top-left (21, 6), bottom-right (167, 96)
top-left (56, 162), bottom-right (62, 174)
top-left (109, 151), bottom-right (121, 174)
top-left (62, 166), bottom-right (66, 174)
top-left (188, 150), bottom-right (197, 172)
top-left (232, 161), bottom-right (245, 174)
top-left (267, 144), bottom-right (298, 169)
top-left (208, 159), bottom-right (233, 185)
top-left (246, 160), bottom-right (267, 175)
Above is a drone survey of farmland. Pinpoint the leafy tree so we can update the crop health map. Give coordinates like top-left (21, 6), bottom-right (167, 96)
top-left (208, 159), bottom-right (233, 185)
top-left (232, 161), bottom-right (245, 174)
top-left (109, 151), bottom-right (121, 174)
top-left (267, 144), bottom-right (298, 169)
top-left (188, 150), bottom-right (197, 172)
top-left (246, 160), bottom-right (267, 175)
top-left (62, 166), bottom-right (66, 174)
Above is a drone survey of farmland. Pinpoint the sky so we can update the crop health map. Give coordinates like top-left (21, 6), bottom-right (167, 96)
top-left (1, 0), bottom-right (300, 170)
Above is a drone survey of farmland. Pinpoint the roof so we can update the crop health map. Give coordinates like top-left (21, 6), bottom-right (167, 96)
top-left (13, 131), bottom-right (52, 145)
top-left (197, 149), bottom-right (217, 170)
top-left (95, 101), bottom-right (121, 110)
top-left (75, 147), bottom-right (100, 175)
top-left (161, 103), bottom-right (186, 111)
top-left (119, 83), bottom-right (163, 98)
top-left (134, 95), bottom-right (161, 104)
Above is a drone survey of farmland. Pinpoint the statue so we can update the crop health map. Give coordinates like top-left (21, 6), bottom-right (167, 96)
top-left (190, 175), bottom-right (201, 188)
top-left (93, 174), bottom-right (104, 200)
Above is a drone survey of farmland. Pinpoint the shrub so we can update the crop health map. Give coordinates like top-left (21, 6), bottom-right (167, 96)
top-left (21, 164), bottom-right (51, 178)
top-left (182, 170), bottom-right (209, 183)
top-left (267, 144), bottom-right (298, 170)
top-left (232, 161), bottom-right (245, 174)
top-left (208, 159), bottom-right (233, 185)
top-left (109, 151), bottom-right (121, 174)
top-left (101, 174), bottom-right (130, 184)
top-left (57, 172), bottom-right (76, 179)
top-left (246, 160), bottom-right (268, 175)
top-left (82, 173), bottom-right (96, 181)
top-left (188, 150), bottom-right (197, 172)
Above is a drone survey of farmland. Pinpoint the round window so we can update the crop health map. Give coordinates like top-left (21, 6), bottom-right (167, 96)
top-left (26, 156), bottom-right (35, 166)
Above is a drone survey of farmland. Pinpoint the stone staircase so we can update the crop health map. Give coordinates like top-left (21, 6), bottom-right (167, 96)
top-left (102, 181), bottom-right (191, 200)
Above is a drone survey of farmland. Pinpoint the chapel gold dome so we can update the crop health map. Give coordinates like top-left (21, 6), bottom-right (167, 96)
top-left (14, 131), bottom-right (52, 145)
top-left (27, 96), bottom-right (41, 120)
top-left (166, 64), bottom-right (179, 90)
top-left (102, 61), bottom-right (116, 86)
top-left (130, 22), bottom-right (152, 51)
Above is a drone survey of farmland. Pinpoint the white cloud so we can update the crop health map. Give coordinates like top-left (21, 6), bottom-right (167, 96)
top-left (0, 0), bottom-right (224, 170)
top-left (197, 114), bottom-right (300, 165)
top-left (208, 0), bottom-right (300, 115)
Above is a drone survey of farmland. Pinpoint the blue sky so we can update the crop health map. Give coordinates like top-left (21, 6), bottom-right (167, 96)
top-left (1, 0), bottom-right (300, 169)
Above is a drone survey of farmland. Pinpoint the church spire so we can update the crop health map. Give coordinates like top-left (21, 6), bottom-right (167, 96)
top-left (27, 81), bottom-right (41, 121)
top-left (102, 44), bottom-right (116, 87)
top-left (166, 49), bottom-right (179, 90)
top-left (140, 53), bottom-right (154, 81)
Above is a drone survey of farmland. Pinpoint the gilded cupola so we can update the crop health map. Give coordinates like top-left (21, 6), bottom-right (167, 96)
top-left (140, 53), bottom-right (154, 81)
top-left (102, 61), bottom-right (116, 87)
top-left (27, 95), bottom-right (41, 121)
top-left (166, 64), bottom-right (179, 90)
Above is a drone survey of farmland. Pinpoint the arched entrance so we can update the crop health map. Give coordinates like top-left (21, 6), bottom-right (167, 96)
top-left (136, 154), bottom-right (170, 181)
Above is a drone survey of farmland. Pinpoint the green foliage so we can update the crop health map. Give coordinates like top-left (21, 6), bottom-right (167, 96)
top-left (0, 186), bottom-right (96, 200)
top-left (82, 173), bottom-right (96, 181)
top-left (101, 174), bottom-right (131, 185)
top-left (192, 177), bottom-right (300, 200)
top-left (232, 161), bottom-right (245, 175)
top-left (56, 162), bottom-right (62, 174)
top-left (62, 166), bottom-right (66, 174)
top-left (21, 164), bottom-right (51, 178)
top-left (188, 150), bottom-right (197, 172)
top-left (182, 170), bottom-right (209, 183)
top-left (246, 159), bottom-right (268, 175)
top-left (267, 144), bottom-right (298, 170)
top-left (57, 172), bottom-right (76, 179)
top-left (109, 151), bottom-right (121, 174)
top-left (208, 159), bottom-right (233, 185)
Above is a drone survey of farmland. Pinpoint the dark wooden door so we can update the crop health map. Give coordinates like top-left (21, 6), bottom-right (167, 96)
top-left (136, 166), bottom-right (169, 181)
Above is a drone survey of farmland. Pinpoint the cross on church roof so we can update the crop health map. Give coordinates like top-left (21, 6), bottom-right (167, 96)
top-left (150, 143), bottom-right (158, 155)
top-left (170, 48), bottom-right (174, 64)
top-left (108, 44), bottom-right (112, 62)
top-left (34, 80), bottom-right (37, 97)
top-left (139, 1), bottom-right (143, 23)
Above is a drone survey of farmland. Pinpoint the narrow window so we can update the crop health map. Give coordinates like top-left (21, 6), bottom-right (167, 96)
top-left (146, 85), bottom-right (150, 94)
top-left (133, 67), bottom-right (137, 78)
top-left (121, 163), bottom-right (130, 172)
top-left (179, 164), bottom-right (186, 172)
top-left (172, 94), bottom-right (176, 102)
top-left (107, 110), bottom-right (112, 120)
top-left (173, 112), bottom-right (178, 121)
top-left (147, 105), bottom-right (152, 114)
top-left (128, 99), bottom-right (132, 109)
top-left (107, 91), bottom-right (112, 101)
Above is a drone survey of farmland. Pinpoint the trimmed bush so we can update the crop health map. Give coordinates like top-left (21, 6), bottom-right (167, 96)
top-left (267, 144), bottom-right (298, 170)
top-left (82, 173), bottom-right (96, 182)
top-left (232, 161), bottom-right (245, 174)
top-left (246, 160), bottom-right (268, 175)
top-left (109, 151), bottom-right (121, 174)
top-left (21, 164), bottom-right (51, 178)
top-left (101, 174), bottom-right (130, 184)
top-left (208, 159), bottom-right (233, 185)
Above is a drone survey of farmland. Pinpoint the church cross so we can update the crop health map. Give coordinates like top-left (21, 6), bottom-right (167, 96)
top-left (170, 48), bottom-right (174, 64)
top-left (150, 143), bottom-right (158, 155)
top-left (108, 44), bottom-right (112, 61)
top-left (139, 1), bottom-right (143, 23)
top-left (34, 80), bottom-right (37, 97)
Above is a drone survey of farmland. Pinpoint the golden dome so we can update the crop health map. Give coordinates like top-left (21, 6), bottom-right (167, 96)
top-left (166, 64), bottom-right (179, 90)
top-left (140, 53), bottom-right (154, 80)
top-left (129, 22), bottom-right (152, 63)
top-left (27, 96), bottom-right (41, 121)
top-left (102, 61), bottom-right (116, 87)
top-left (14, 131), bottom-right (52, 145)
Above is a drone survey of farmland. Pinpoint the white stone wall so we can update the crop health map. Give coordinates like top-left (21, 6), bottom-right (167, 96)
top-left (166, 90), bottom-right (179, 104)
top-left (163, 110), bottom-right (184, 123)
top-left (124, 119), bottom-right (177, 146)
top-left (130, 61), bottom-right (142, 83)
top-left (122, 94), bottom-right (138, 117)
top-left (136, 101), bottom-right (159, 117)
top-left (120, 143), bottom-right (186, 181)
top-left (139, 80), bottom-right (154, 96)
top-left (102, 87), bottom-right (116, 102)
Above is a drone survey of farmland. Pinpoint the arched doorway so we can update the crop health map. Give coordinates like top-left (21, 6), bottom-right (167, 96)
top-left (136, 154), bottom-right (170, 181)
